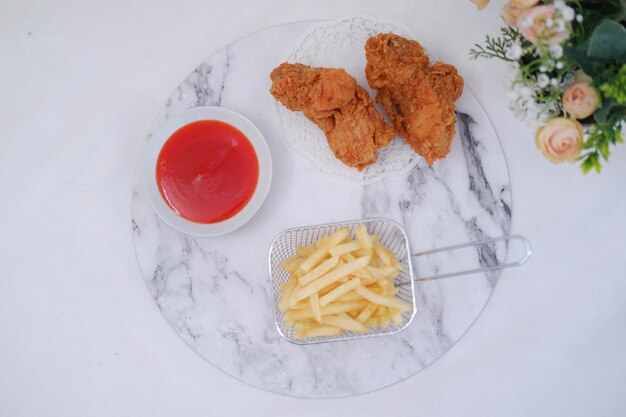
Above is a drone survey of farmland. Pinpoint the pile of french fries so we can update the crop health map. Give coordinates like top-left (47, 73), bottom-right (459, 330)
top-left (277, 224), bottom-right (412, 340)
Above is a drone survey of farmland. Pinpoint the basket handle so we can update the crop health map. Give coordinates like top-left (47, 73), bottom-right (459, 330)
top-left (411, 235), bottom-right (532, 281)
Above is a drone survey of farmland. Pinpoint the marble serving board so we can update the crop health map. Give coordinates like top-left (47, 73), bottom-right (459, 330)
top-left (131, 21), bottom-right (512, 398)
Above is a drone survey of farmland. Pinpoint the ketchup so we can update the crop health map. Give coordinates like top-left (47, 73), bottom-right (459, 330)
top-left (156, 120), bottom-right (259, 224)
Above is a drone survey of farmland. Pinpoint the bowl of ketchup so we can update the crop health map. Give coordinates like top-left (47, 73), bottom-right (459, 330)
top-left (143, 107), bottom-right (272, 236)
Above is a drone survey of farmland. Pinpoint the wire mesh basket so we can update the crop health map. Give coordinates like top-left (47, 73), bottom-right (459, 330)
top-left (268, 218), bottom-right (417, 345)
top-left (269, 217), bottom-right (531, 345)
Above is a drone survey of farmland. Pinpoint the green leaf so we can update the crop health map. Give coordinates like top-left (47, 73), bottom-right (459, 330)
top-left (588, 20), bottom-right (626, 61)
top-left (581, 155), bottom-right (595, 174)
top-left (600, 140), bottom-right (611, 160)
top-left (580, 0), bottom-right (626, 20)
top-left (564, 46), bottom-right (598, 76)
top-left (579, 10), bottom-right (608, 39)
top-left (594, 97), bottom-right (618, 122)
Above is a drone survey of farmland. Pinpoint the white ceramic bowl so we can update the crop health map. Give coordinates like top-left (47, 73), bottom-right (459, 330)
top-left (143, 106), bottom-right (272, 236)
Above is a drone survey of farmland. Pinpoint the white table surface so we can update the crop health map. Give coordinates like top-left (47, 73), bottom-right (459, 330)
top-left (1, 0), bottom-right (625, 415)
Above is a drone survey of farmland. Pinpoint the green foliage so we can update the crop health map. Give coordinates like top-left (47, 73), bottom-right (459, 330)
top-left (469, 27), bottom-right (522, 61)
top-left (600, 65), bottom-right (626, 103)
top-left (580, 117), bottom-right (624, 174)
top-left (587, 20), bottom-right (626, 62)
top-left (471, 0), bottom-right (626, 174)
top-left (579, 0), bottom-right (626, 20)
top-left (564, 45), bottom-right (598, 76)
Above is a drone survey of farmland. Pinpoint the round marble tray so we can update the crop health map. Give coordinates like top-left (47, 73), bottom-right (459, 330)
top-left (131, 21), bottom-right (512, 398)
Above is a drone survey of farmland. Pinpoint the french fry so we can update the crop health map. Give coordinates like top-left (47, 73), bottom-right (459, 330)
top-left (376, 279), bottom-right (389, 291)
top-left (295, 245), bottom-right (308, 257)
top-left (353, 248), bottom-right (373, 257)
top-left (355, 286), bottom-right (412, 312)
top-left (297, 246), bottom-right (330, 274)
top-left (278, 278), bottom-right (298, 311)
top-left (364, 317), bottom-right (379, 327)
top-left (352, 267), bottom-right (373, 280)
top-left (277, 223), bottom-right (413, 340)
top-left (280, 255), bottom-right (301, 272)
top-left (319, 281), bottom-right (343, 296)
top-left (327, 227), bottom-right (350, 247)
top-left (306, 326), bottom-right (342, 338)
top-left (319, 277), bottom-right (362, 306)
top-left (367, 265), bottom-right (397, 280)
top-left (374, 243), bottom-right (391, 266)
top-left (283, 300), bottom-right (368, 321)
top-left (356, 302), bottom-right (378, 323)
top-left (391, 309), bottom-right (403, 324)
top-left (290, 300), bottom-right (310, 310)
top-left (382, 245), bottom-right (403, 270)
top-left (314, 235), bottom-right (329, 248)
top-left (341, 252), bottom-right (356, 263)
top-left (323, 314), bottom-right (368, 333)
top-left (294, 320), bottom-right (316, 339)
top-left (379, 314), bottom-right (392, 328)
top-left (310, 293), bottom-right (321, 323)
top-left (290, 256), bottom-right (370, 305)
top-left (375, 306), bottom-right (388, 317)
top-left (355, 224), bottom-right (373, 250)
top-left (329, 241), bottom-right (360, 257)
top-left (336, 290), bottom-right (364, 302)
top-left (298, 256), bottom-right (339, 286)
top-left (288, 283), bottom-right (303, 307)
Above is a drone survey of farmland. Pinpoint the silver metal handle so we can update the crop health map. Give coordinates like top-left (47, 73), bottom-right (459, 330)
top-left (412, 235), bottom-right (532, 281)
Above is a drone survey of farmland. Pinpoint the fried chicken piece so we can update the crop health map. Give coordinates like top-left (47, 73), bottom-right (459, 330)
top-left (364, 33), bottom-right (464, 165)
top-left (270, 63), bottom-right (395, 170)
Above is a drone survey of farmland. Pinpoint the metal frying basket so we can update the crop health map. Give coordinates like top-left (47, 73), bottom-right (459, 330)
top-left (268, 218), bottom-right (531, 345)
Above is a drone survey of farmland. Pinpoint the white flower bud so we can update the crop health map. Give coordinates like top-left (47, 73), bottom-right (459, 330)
top-left (561, 6), bottom-right (575, 22)
top-left (508, 43), bottom-right (523, 60)
top-left (549, 44), bottom-right (563, 59)
top-left (555, 19), bottom-right (566, 32)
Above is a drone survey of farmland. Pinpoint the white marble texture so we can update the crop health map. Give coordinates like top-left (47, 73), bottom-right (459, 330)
top-left (132, 22), bottom-right (512, 397)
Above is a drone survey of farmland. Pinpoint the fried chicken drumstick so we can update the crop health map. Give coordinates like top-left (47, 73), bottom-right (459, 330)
top-left (270, 63), bottom-right (395, 170)
top-left (365, 33), bottom-right (464, 165)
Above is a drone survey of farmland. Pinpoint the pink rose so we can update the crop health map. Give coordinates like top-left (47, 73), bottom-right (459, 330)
top-left (501, 4), bottom-right (524, 27)
top-left (562, 80), bottom-right (599, 119)
top-left (535, 118), bottom-right (583, 163)
top-left (471, 0), bottom-right (490, 10)
top-left (509, 0), bottom-right (539, 8)
top-left (517, 5), bottom-right (571, 44)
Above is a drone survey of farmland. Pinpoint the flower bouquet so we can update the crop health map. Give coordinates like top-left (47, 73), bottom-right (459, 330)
top-left (470, 0), bottom-right (626, 173)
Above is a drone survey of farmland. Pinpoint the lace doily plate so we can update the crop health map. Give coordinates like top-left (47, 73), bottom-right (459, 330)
top-left (276, 14), bottom-right (427, 184)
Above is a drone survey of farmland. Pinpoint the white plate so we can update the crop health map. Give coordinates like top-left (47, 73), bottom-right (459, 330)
top-left (143, 106), bottom-right (272, 237)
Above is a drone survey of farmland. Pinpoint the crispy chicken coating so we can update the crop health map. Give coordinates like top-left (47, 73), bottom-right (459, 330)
top-left (365, 33), bottom-right (464, 165)
top-left (270, 63), bottom-right (395, 170)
